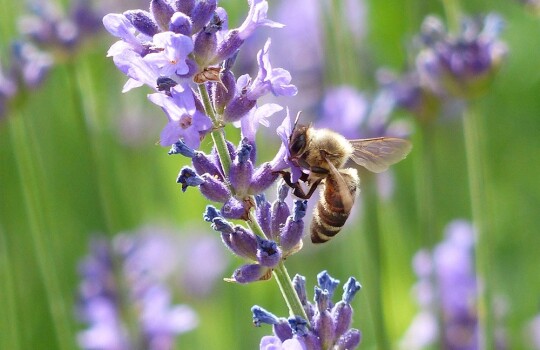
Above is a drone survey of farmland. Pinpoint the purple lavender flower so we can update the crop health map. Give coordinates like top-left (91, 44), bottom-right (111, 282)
top-left (148, 84), bottom-right (212, 147)
top-left (237, 0), bottom-right (284, 40)
top-left (11, 41), bottom-right (53, 88)
top-left (143, 31), bottom-right (194, 76)
top-left (19, 0), bottom-right (101, 49)
top-left (400, 220), bottom-right (507, 350)
top-left (222, 40), bottom-right (296, 122)
top-left (202, 183), bottom-right (308, 284)
top-left (247, 39), bottom-right (298, 100)
top-left (270, 110), bottom-right (305, 183)
top-left (104, 0), bottom-right (291, 150)
top-left (316, 85), bottom-right (368, 139)
top-left (416, 14), bottom-right (507, 98)
top-left (240, 103), bottom-right (284, 143)
top-left (77, 233), bottom-right (198, 350)
top-left (253, 271), bottom-right (362, 349)
top-left (103, 13), bottom-right (149, 57)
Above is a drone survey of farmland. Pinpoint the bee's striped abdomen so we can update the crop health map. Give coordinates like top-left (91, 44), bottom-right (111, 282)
top-left (310, 170), bottom-right (358, 244)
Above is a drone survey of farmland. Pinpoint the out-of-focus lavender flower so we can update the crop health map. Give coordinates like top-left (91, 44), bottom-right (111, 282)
top-left (19, 0), bottom-right (102, 49)
top-left (416, 14), bottom-right (507, 99)
top-left (0, 0), bottom-right (104, 119)
top-left (526, 314), bottom-right (540, 349)
top-left (400, 220), bottom-right (477, 349)
top-left (315, 86), bottom-right (367, 139)
top-left (400, 220), bottom-right (507, 350)
top-left (10, 41), bottom-right (54, 89)
top-left (378, 69), bottom-right (442, 124)
top-left (77, 226), bottom-right (204, 350)
top-left (253, 271), bottom-right (362, 349)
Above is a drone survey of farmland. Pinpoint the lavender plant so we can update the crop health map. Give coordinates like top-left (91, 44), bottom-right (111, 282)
top-left (77, 232), bottom-right (198, 349)
top-left (254, 271), bottom-right (362, 350)
top-left (102, 0), bottom-right (366, 347)
top-left (378, 14), bottom-right (508, 347)
top-left (399, 220), bottom-right (507, 350)
top-left (0, 0), bottom-right (103, 119)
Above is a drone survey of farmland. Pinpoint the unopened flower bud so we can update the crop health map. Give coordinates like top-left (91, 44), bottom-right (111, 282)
top-left (335, 329), bottom-right (362, 350)
top-left (150, 0), bottom-right (175, 30)
top-left (229, 142), bottom-right (253, 197)
top-left (249, 163), bottom-right (278, 195)
top-left (190, 0), bottom-right (217, 34)
top-left (214, 29), bottom-right (243, 64)
top-left (221, 197), bottom-right (245, 219)
top-left (221, 225), bottom-right (257, 260)
top-left (124, 10), bottom-right (159, 37)
top-left (213, 69), bottom-right (236, 114)
top-left (230, 263), bottom-right (268, 284)
top-left (175, 0), bottom-right (195, 16)
top-left (192, 151), bottom-right (223, 179)
top-left (255, 194), bottom-right (271, 237)
top-left (313, 308), bottom-right (335, 349)
top-left (279, 200), bottom-right (307, 253)
top-left (199, 174), bottom-right (231, 203)
top-left (256, 236), bottom-right (281, 268)
top-left (169, 12), bottom-right (192, 35)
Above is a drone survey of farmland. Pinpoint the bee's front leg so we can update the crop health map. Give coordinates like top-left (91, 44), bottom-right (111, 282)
top-left (276, 171), bottom-right (319, 200)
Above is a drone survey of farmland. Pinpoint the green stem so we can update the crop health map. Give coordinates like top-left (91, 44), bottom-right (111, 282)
top-left (415, 122), bottom-right (437, 247)
top-left (463, 103), bottom-right (493, 350)
top-left (362, 174), bottom-right (390, 350)
top-left (441, 0), bottom-right (461, 33)
top-left (272, 261), bottom-right (309, 322)
top-left (198, 84), bottom-right (232, 174)
top-left (414, 122), bottom-right (443, 350)
top-left (9, 115), bottom-right (72, 350)
top-left (0, 224), bottom-right (20, 350)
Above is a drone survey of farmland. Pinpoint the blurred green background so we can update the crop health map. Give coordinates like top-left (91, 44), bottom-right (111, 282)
top-left (1, 0), bottom-right (540, 349)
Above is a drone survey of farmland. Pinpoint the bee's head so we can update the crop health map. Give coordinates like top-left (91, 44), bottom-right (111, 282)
top-left (289, 123), bottom-right (310, 158)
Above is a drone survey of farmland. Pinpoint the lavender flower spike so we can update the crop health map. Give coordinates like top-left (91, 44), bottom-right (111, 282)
top-left (256, 271), bottom-right (362, 349)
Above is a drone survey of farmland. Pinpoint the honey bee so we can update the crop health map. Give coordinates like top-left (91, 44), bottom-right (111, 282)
top-left (280, 116), bottom-right (412, 244)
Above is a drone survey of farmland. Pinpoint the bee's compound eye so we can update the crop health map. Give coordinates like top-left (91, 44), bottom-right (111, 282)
top-left (290, 134), bottom-right (306, 156)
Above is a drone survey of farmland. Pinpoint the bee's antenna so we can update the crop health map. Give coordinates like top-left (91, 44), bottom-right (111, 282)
top-left (293, 111), bottom-right (302, 129)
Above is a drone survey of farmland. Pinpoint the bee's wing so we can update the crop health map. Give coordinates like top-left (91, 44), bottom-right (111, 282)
top-left (324, 156), bottom-right (354, 213)
top-left (349, 137), bottom-right (412, 173)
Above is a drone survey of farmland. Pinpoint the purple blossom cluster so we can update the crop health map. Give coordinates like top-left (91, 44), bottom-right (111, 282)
top-left (0, 0), bottom-right (102, 118)
top-left (76, 230), bottom-right (199, 350)
top-left (254, 271), bottom-right (362, 350)
top-left (400, 220), bottom-right (507, 350)
top-left (201, 183), bottom-right (307, 283)
top-left (103, 0), bottom-right (297, 148)
top-left (379, 14), bottom-right (507, 122)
